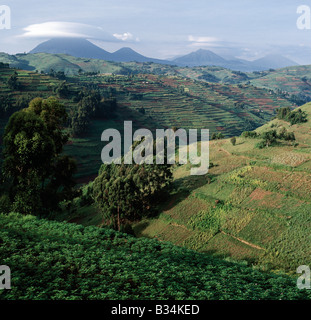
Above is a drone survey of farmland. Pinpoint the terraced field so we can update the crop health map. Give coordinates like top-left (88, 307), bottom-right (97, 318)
top-left (0, 65), bottom-right (297, 181)
top-left (0, 67), bottom-right (162, 181)
top-left (75, 73), bottom-right (294, 138)
top-left (131, 103), bottom-right (311, 273)
top-left (249, 65), bottom-right (311, 99)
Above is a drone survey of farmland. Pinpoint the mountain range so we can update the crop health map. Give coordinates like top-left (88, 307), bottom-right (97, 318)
top-left (29, 38), bottom-right (299, 72)
top-left (29, 38), bottom-right (173, 65)
top-left (172, 49), bottom-right (299, 71)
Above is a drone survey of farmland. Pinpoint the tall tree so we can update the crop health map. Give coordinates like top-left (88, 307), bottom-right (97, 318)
top-left (3, 97), bottom-right (76, 215)
top-left (93, 162), bottom-right (172, 231)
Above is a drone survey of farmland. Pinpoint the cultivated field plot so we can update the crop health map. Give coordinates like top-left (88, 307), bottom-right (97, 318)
top-left (249, 65), bottom-right (311, 99)
top-left (135, 108), bottom-right (311, 272)
top-left (77, 73), bottom-right (294, 137)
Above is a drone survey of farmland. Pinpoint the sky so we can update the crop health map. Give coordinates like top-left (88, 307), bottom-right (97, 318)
top-left (1, 0), bottom-right (311, 64)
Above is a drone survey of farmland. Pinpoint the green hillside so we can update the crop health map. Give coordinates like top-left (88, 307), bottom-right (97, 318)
top-left (0, 63), bottom-right (296, 182)
top-left (0, 52), bottom-right (176, 76)
top-left (0, 66), bottom-right (161, 181)
top-left (249, 65), bottom-right (311, 99)
top-left (2, 52), bottom-right (311, 104)
top-left (0, 213), bottom-right (309, 300)
top-left (58, 103), bottom-right (311, 275)
top-left (73, 72), bottom-right (294, 135)
top-left (129, 103), bottom-right (311, 273)
top-left (1, 57), bottom-right (311, 301)
top-left (178, 64), bottom-right (311, 103)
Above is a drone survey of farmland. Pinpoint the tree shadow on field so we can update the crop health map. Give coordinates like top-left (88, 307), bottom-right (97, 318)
top-left (201, 248), bottom-right (260, 267)
top-left (155, 172), bottom-right (219, 219)
top-left (132, 221), bottom-right (151, 237)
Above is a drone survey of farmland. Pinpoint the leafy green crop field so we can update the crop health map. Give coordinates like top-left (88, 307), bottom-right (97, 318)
top-left (1, 213), bottom-right (310, 300)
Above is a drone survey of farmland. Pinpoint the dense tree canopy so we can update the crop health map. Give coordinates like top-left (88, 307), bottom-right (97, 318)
top-left (276, 107), bottom-right (308, 125)
top-left (3, 97), bottom-right (77, 215)
top-left (93, 161), bottom-right (173, 231)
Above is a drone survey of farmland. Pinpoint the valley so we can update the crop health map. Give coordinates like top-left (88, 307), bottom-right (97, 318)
top-left (1, 53), bottom-right (311, 300)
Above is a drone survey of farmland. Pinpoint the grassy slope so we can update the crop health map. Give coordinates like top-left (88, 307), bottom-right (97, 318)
top-left (0, 213), bottom-right (310, 300)
top-left (131, 103), bottom-right (311, 273)
top-left (249, 65), bottom-right (311, 98)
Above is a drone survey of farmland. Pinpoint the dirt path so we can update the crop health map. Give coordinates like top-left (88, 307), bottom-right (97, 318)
top-left (220, 230), bottom-right (264, 251)
top-left (170, 222), bottom-right (190, 231)
top-left (218, 148), bottom-right (231, 156)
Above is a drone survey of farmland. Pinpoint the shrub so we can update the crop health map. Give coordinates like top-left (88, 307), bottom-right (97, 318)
top-left (276, 107), bottom-right (307, 125)
top-left (241, 131), bottom-right (258, 138)
top-left (230, 137), bottom-right (237, 146)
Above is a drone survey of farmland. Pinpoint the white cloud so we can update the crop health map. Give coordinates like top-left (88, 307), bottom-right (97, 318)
top-left (113, 32), bottom-right (139, 42)
top-left (188, 35), bottom-right (218, 43)
top-left (18, 21), bottom-right (138, 43)
top-left (188, 35), bottom-right (221, 47)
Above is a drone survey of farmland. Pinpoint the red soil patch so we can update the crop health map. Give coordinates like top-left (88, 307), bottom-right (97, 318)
top-left (248, 188), bottom-right (283, 209)
top-left (249, 188), bottom-right (273, 201)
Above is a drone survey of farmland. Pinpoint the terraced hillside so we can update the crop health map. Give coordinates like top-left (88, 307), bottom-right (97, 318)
top-left (179, 64), bottom-right (311, 102)
top-left (249, 65), bottom-right (311, 99)
top-left (63, 103), bottom-right (311, 274)
top-left (1, 63), bottom-right (296, 181)
top-left (75, 73), bottom-right (294, 137)
top-left (1, 51), bottom-right (310, 103)
top-left (130, 103), bottom-right (311, 273)
top-left (0, 66), bottom-right (158, 181)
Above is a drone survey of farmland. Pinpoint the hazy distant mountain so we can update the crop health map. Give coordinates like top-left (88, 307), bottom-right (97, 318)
top-left (111, 47), bottom-right (173, 64)
top-left (173, 49), bottom-right (299, 71)
top-left (250, 54), bottom-right (299, 70)
top-left (112, 47), bottom-right (151, 62)
top-left (29, 38), bottom-right (174, 65)
top-left (29, 40), bottom-right (299, 71)
top-left (172, 49), bottom-right (256, 71)
top-left (173, 49), bottom-right (226, 67)
top-left (29, 38), bottom-right (114, 60)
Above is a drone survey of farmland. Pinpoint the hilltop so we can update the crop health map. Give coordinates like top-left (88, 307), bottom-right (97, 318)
top-left (173, 49), bottom-right (298, 71)
top-left (29, 38), bottom-right (114, 60)
top-left (29, 38), bottom-right (173, 65)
